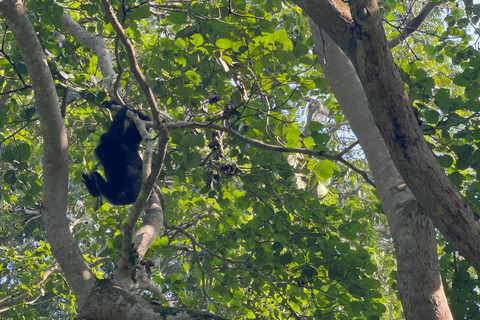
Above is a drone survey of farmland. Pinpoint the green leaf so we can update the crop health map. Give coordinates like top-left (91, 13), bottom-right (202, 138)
top-left (52, 4), bottom-right (63, 16)
top-left (188, 152), bottom-right (203, 167)
top-left (386, 11), bottom-right (395, 22)
top-left (437, 155), bottom-right (454, 167)
top-left (424, 110), bottom-right (439, 124)
top-left (449, 172), bottom-right (465, 187)
top-left (364, 262), bottom-right (378, 275)
top-left (308, 121), bottom-right (324, 132)
top-left (216, 38), bottom-right (235, 49)
top-left (272, 29), bottom-right (293, 51)
top-left (130, 5), bottom-right (151, 20)
top-left (414, 68), bottom-right (427, 80)
top-left (464, 100), bottom-right (478, 111)
top-left (168, 12), bottom-right (187, 24)
top-left (112, 235), bottom-right (123, 250)
top-left (465, 86), bottom-right (480, 100)
top-left (279, 253), bottom-right (293, 265)
top-left (453, 72), bottom-right (474, 87)
top-left (273, 233), bottom-right (288, 242)
top-left (286, 127), bottom-right (302, 143)
top-left (451, 144), bottom-right (474, 161)
top-left (339, 221), bottom-right (361, 240)
top-left (23, 107), bottom-right (36, 121)
top-left (174, 56), bottom-right (186, 67)
top-left (158, 237), bottom-right (169, 246)
top-left (185, 70), bottom-right (201, 83)
top-left (303, 136), bottom-right (314, 149)
top-left (256, 19), bottom-right (275, 32)
top-left (471, 150), bottom-right (480, 166)
top-left (15, 63), bottom-right (28, 75)
top-left (4, 170), bottom-right (16, 184)
top-left (16, 143), bottom-right (31, 160)
top-left (3, 152), bottom-right (15, 163)
top-left (434, 89), bottom-right (452, 112)
top-left (244, 309), bottom-right (256, 319)
top-left (317, 160), bottom-right (337, 179)
top-left (191, 34), bottom-right (204, 47)
top-left (456, 156), bottom-right (469, 170)
top-left (423, 45), bottom-right (436, 56)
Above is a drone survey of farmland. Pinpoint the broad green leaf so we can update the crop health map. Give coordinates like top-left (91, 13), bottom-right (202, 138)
top-left (130, 5), bottom-right (151, 20)
top-left (279, 253), bottom-right (293, 265)
top-left (437, 155), bottom-right (454, 167)
top-left (185, 70), bottom-right (201, 83)
top-left (303, 136), bottom-right (314, 149)
top-left (191, 34), bottom-right (204, 47)
top-left (449, 172), bottom-right (465, 187)
top-left (216, 38), bottom-right (235, 49)
top-left (168, 11), bottom-right (187, 24)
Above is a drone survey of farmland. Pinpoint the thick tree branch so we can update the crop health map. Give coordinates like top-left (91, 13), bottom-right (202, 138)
top-left (118, 122), bottom-right (169, 286)
top-left (167, 121), bottom-right (375, 186)
top-left (101, 0), bottom-right (162, 123)
top-left (0, 0), bottom-right (95, 307)
top-left (61, 13), bottom-right (116, 93)
top-left (77, 3), bottom-right (170, 285)
top-left (79, 279), bottom-right (226, 320)
top-left (295, 0), bottom-right (480, 271)
top-left (290, 0), bottom-right (354, 49)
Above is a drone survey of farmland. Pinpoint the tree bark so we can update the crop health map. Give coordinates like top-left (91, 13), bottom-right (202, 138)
top-left (0, 0), bottom-right (95, 308)
top-left (61, 13), bottom-right (116, 93)
top-left (292, 0), bottom-right (480, 273)
top-left (78, 280), bottom-right (225, 320)
top-left (310, 22), bottom-right (452, 320)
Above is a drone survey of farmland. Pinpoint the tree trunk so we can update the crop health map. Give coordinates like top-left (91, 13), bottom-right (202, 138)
top-left (0, 0), bottom-right (96, 308)
top-left (292, 0), bottom-right (480, 275)
top-left (310, 22), bottom-right (452, 320)
top-left (0, 3), bottom-right (214, 319)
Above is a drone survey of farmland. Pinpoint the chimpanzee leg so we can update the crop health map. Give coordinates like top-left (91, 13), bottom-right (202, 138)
top-left (88, 172), bottom-right (129, 205)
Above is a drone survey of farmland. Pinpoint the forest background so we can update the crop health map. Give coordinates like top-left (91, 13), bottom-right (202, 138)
top-left (1, 0), bottom-right (480, 319)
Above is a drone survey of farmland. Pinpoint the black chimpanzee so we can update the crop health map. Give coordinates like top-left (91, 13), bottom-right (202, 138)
top-left (82, 101), bottom-right (151, 205)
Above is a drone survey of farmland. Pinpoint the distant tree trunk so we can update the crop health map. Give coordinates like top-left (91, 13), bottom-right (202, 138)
top-left (310, 22), bottom-right (452, 320)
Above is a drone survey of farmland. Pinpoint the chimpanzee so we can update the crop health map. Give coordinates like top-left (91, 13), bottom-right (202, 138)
top-left (82, 101), bottom-right (151, 205)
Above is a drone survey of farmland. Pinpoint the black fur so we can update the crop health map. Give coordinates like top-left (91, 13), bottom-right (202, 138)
top-left (82, 102), bottom-right (151, 205)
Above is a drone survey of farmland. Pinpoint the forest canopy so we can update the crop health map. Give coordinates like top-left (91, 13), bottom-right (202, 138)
top-left (1, 0), bottom-right (480, 319)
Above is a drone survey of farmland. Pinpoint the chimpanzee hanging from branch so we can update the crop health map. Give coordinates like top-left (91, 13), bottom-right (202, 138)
top-left (82, 100), bottom-right (151, 205)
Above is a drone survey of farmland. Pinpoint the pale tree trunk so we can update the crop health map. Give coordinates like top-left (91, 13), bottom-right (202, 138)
top-left (0, 1), bottom-right (215, 319)
top-left (310, 22), bottom-right (452, 320)
top-left (292, 0), bottom-right (480, 277)
top-left (0, 0), bottom-right (95, 308)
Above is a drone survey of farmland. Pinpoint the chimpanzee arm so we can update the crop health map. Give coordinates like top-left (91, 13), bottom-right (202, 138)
top-left (108, 106), bottom-right (130, 142)
top-left (82, 173), bottom-right (101, 198)
top-left (103, 99), bottom-right (151, 122)
top-left (135, 110), bottom-right (152, 121)
top-left (102, 99), bottom-right (120, 109)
